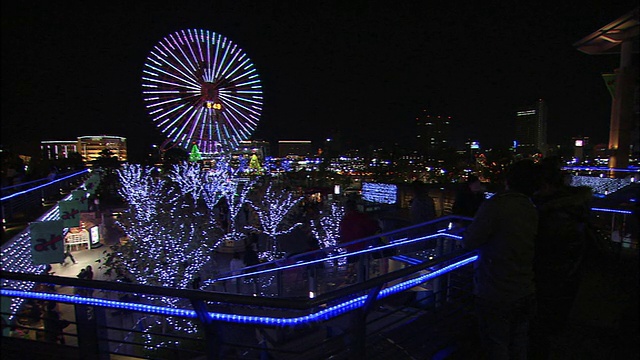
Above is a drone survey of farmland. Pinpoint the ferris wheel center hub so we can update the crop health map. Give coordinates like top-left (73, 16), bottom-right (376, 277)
top-left (201, 82), bottom-right (219, 100)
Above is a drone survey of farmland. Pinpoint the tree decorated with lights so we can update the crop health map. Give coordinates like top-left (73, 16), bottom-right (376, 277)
top-left (282, 159), bottom-right (293, 172)
top-left (112, 163), bottom-right (233, 342)
top-left (310, 201), bottom-right (344, 249)
top-left (237, 155), bottom-right (249, 173)
top-left (116, 164), bottom-right (220, 288)
top-left (201, 158), bottom-right (235, 212)
top-left (212, 170), bottom-right (256, 246)
top-left (189, 143), bottom-right (202, 162)
top-left (246, 183), bottom-right (303, 260)
top-left (224, 178), bottom-right (255, 233)
top-left (249, 153), bottom-right (262, 173)
top-left (169, 162), bottom-right (206, 206)
top-left (118, 164), bottom-right (166, 222)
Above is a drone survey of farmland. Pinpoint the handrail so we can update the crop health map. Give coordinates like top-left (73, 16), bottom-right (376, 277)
top-left (214, 215), bottom-right (471, 282)
top-left (1, 218), bottom-right (479, 359)
top-left (1, 242), bottom-right (474, 312)
top-left (1, 169), bottom-right (90, 201)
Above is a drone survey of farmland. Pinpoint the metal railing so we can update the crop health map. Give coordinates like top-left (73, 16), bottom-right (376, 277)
top-left (1, 169), bottom-right (90, 226)
top-left (1, 216), bottom-right (478, 359)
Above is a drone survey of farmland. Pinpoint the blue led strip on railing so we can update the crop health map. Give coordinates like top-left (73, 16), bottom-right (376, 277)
top-left (0, 289), bottom-right (198, 318)
top-left (378, 255), bottom-right (477, 298)
top-left (0, 169), bottom-right (89, 201)
top-left (392, 255), bottom-right (423, 266)
top-left (591, 207), bottom-right (634, 215)
top-left (562, 166), bottom-right (640, 173)
top-left (1, 254), bottom-right (478, 326)
top-left (215, 232), bottom-right (463, 282)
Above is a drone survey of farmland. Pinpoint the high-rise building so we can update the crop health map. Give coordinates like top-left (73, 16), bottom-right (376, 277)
top-left (41, 140), bottom-right (78, 160)
top-left (41, 136), bottom-right (127, 164)
top-left (235, 140), bottom-right (271, 159)
top-left (415, 111), bottom-right (452, 158)
top-left (514, 99), bottom-right (547, 156)
top-left (278, 140), bottom-right (312, 158)
top-left (77, 135), bottom-right (128, 163)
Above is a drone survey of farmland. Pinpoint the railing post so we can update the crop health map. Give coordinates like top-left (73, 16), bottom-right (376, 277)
top-left (350, 285), bottom-right (381, 359)
top-left (75, 304), bottom-right (109, 360)
top-left (433, 236), bottom-right (445, 307)
top-left (356, 254), bottom-right (369, 283)
top-left (308, 264), bottom-right (317, 298)
top-left (277, 268), bottom-right (283, 296)
top-left (191, 299), bottom-right (222, 360)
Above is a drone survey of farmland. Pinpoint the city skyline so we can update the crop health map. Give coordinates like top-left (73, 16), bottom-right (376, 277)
top-left (2, 1), bottom-right (636, 161)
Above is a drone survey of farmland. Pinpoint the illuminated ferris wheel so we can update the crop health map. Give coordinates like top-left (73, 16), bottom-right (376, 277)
top-left (142, 29), bottom-right (263, 154)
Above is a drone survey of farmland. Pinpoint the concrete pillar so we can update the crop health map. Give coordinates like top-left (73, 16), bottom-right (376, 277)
top-left (608, 40), bottom-right (637, 171)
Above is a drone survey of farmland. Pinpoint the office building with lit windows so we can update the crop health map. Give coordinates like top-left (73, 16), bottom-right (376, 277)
top-left (415, 111), bottom-right (453, 158)
top-left (77, 135), bottom-right (127, 163)
top-left (514, 99), bottom-right (548, 156)
top-left (41, 136), bottom-right (127, 163)
top-left (40, 140), bottom-right (78, 160)
top-left (278, 140), bottom-right (312, 158)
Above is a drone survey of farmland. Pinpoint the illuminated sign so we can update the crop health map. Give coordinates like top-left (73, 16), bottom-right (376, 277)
top-left (90, 226), bottom-right (100, 245)
top-left (205, 101), bottom-right (222, 110)
top-left (516, 110), bottom-right (536, 116)
top-left (470, 141), bottom-right (480, 149)
top-left (362, 182), bottom-right (397, 204)
top-left (574, 140), bottom-right (583, 147)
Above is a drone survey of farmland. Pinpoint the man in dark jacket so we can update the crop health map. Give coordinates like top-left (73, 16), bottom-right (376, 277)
top-left (452, 174), bottom-right (486, 217)
top-left (530, 157), bottom-right (592, 359)
top-left (463, 160), bottom-right (539, 360)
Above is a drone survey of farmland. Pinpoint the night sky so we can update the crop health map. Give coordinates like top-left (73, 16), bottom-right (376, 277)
top-left (1, 1), bottom-right (636, 161)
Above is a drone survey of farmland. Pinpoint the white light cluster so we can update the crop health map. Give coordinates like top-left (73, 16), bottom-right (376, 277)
top-left (201, 158), bottom-right (236, 212)
top-left (116, 164), bottom-right (217, 290)
top-left (0, 192), bottom-right (74, 319)
top-left (310, 202), bottom-right (344, 249)
top-left (362, 182), bottom-right (397, 204)
top-left (118, 164), bottom-right (166, 222)
top-left (116, 163), bottom-right (236, 340)
top-left (169, 162), bottom-right (206, 205)
top-left (246, 184), bottom-right (303, 260)
top-left (570, 175), bottom-right (633, 195)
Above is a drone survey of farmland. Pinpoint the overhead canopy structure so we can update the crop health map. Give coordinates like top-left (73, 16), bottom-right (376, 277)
top-left (574, 8), bottom-right (639, 171)
top-left (574, 7), bottom-right (639, 55)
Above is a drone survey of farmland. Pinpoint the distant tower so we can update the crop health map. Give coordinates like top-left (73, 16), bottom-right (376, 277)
top-left (514, 99), bottom-right (548, 156)
top-left (415, 111), bottom-right (452, 159)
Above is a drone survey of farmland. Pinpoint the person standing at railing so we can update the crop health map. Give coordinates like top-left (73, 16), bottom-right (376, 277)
top-left (410, 180), bottom-right (436, 225)
top-left (463, 159), bottom-right (539, 360)
top-left (338, 198), bottom-right (380, 282)
top-left (530, 157), bottom-right (593, 359)
top-left (452, 174), bottom-right (486, 217)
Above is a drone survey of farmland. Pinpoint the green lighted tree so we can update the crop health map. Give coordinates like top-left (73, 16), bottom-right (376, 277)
top-left (249, 153), bottom-right (261, 172)
top-left (189, 143), bottom-right (202, 162)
